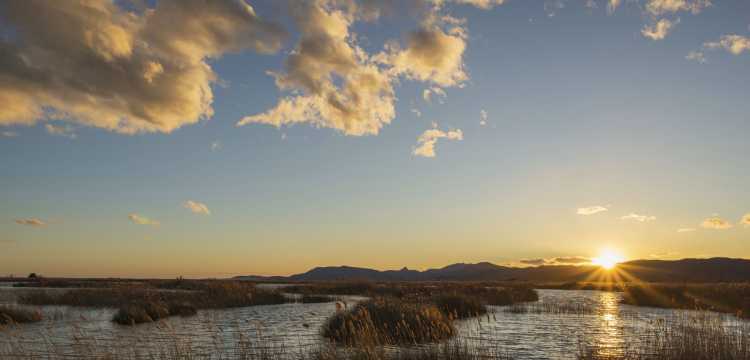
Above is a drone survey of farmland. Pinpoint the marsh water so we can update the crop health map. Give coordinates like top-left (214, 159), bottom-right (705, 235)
top-left (1, 285), bottom-right (746, 359)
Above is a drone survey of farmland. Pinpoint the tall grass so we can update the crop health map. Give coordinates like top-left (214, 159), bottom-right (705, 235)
top-left (17, 281), bottom-right (288, 325)
top-left (322, 298), bottom-right (456, 346)
top-left (622, 283), bottom-right (750, 318)
top-left (578, 314), bottom-right (750, 360)
top-left (0, 305), bottom-right (42, 325)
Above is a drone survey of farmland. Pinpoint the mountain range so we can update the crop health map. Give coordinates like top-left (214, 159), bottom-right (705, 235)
top-left (235, 258), bottom-right (750, 283)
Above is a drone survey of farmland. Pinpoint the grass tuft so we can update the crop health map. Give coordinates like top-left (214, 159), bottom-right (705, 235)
top-left (322, 298), bottom-right (456, 346)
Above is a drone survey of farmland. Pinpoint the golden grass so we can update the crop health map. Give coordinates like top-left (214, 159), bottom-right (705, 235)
top-left (322, 298), bottom-right (457, 346)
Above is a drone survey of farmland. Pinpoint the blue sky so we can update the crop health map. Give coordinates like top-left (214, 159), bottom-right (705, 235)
top-left (1, 0), bottom-right (749, 277)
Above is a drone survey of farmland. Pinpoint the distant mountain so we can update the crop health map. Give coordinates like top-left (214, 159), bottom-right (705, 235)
top-left (234, 257), bottom-right (750, 283)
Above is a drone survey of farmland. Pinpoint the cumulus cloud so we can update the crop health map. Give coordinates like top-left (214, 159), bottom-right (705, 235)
top-left (128, 213), bottom-right (159, 226)
top-left (412, 126), bottom-right (463, 158)
top-left (621, 213), bottom-right (656, 222)
top-left (183, 200), bottom-right (211, 215)
top-left (238, 1), bottom-right (469, 137)
top-left (45, 124), bottom-right (77, 139)
top-left (741, 214), bottom-right (750, 227)
top-left (237, 1), bottom-right (400, 136)
top-left (520, 258), bottom-right (548, 266)
top-left (0, 0), bottom-right (286, 134)
top-left (645, 0), bottom-right (711, 16)
top-left (479, 109), bottom-right (488, 126)
top-left (15, 218), bottom-right (45, 227)
top-left (554, 256), bottom-right (591, 264)
top-left (677, 228), bottom-right (696, 233)
top-left (642, 18), bottom-right (679, 40)
top-left (577, 206), bottom-right (608, 215)
top-left (704, 35), bottom-right (750, 55)
top-left (701, 216), bottom-right (732, 230)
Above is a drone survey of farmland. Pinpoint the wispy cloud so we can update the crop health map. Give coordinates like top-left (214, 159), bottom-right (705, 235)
top-left (520, 258), bottom-right (548, 266)
top-left (210, 141), bottom-right (222, 152)
top-left (701, 216), bottom-right (732, 230)
top-left (183, 200), bottom-right (210, 215)
top-left (621, 213), bottom-right (656, 222)
top-left (642, 18), bottom-right (679, 40)
top-left (677, 228), bottom-right (696, 233)
top-left (553, 256), bottom-right (591, 264)
top-left (423, 87), bottom-right (447, 104)
top-left (479, 110), bottom-right (488, 126)
top-left (14, 218), bottom-right (45, 227)
top-left (45, 124), bottom-right (77, 139)
top-left (2, 131), bottom-right (18, 137)
top-left (645, 0), bottom-right (711, 16)
top-left (704, 35), bottom-right (750, 55)
top-left (686, 50), bottom-right (707, 63)
top-left (412, 126), bottom-right (463, 158)
top-left (741, 213), bottom-right (750, 227)
top-left (128, 213), bottom-right (159, 226)
top-left (577, 206), bottom-right (608, 215)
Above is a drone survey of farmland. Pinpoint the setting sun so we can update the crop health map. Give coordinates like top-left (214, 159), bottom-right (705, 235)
top-left (592, 249), bottom-right (625, 270)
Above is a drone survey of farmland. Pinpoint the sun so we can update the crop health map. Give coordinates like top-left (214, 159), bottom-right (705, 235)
top-left (592, 249), bottom-right (625, 270)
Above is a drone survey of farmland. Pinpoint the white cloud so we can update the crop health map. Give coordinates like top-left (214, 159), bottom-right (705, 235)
top-left (413, 126), bottom-right (463, 158)
top-left (411, 108), bottom-right (423, 118)
top-left (641, 18), bottom-right (679, 40)
top-left (701, 216), bottom-right (732, 230)
top-left (577, 206), bottom-right (608, 215)
top-left (686, 50), bottom-right (707, 63)
top-left (210, 141), bottom-right (222, 152)
top-left (15, 218), bottom-right (45, 227)
top-left (677, 228), bottom-right (696, 233)
top-left (0, 1), bottom-right (286, 134)
top-left (621, 213), bottom-right (656, 222)
top-left (479, 109), bottom-right (488, 126)
top-left (741, 213), bottom-right (750, 227)
top-left (45, 124), bottom-right (77, 139)
top-left (446, 0), bottom-right (507, 9)
top-left (645, 0), bottom-right (711, 16)
top-left (183, 200), bottom-right (210, 215)
top-left (128, 213), bottom-right (159, 226)
top-left (704, 35), bottom-right (750, 55)
top-left (238, 1), bottom-right (468, 137)
top-left (423, 87), bottom-right (447, 103)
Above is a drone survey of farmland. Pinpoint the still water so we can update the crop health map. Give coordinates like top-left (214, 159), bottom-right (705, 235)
top-left (0, 288), bottom-right (745, 359)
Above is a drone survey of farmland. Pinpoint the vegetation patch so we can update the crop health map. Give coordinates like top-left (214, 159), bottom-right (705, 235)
top-left (432, 294), bottom-right (486, 319)
top-left (0, 305), bottom-right (42, 325)
top-left (322, 298), bottom-right (456, 346)
top-left (621, 283), bottom-right (750, 318)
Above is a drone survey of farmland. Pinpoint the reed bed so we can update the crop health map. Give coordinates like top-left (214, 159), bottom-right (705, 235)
top-left (577, 313), bottom-right (750, 360)
top-left (432, 294), bottom-right (486, 319)
top-left (621, 283), bottom-right (750, 318)
top-left (17, 281), bottom-right (288, 325)
top-left (322, 298), bottom-right (456, 346)
top-left (0, 305), bottom-right (42, 325)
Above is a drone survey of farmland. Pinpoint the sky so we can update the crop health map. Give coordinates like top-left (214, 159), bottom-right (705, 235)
top-left (1, 0), bottom-right (749, 278)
